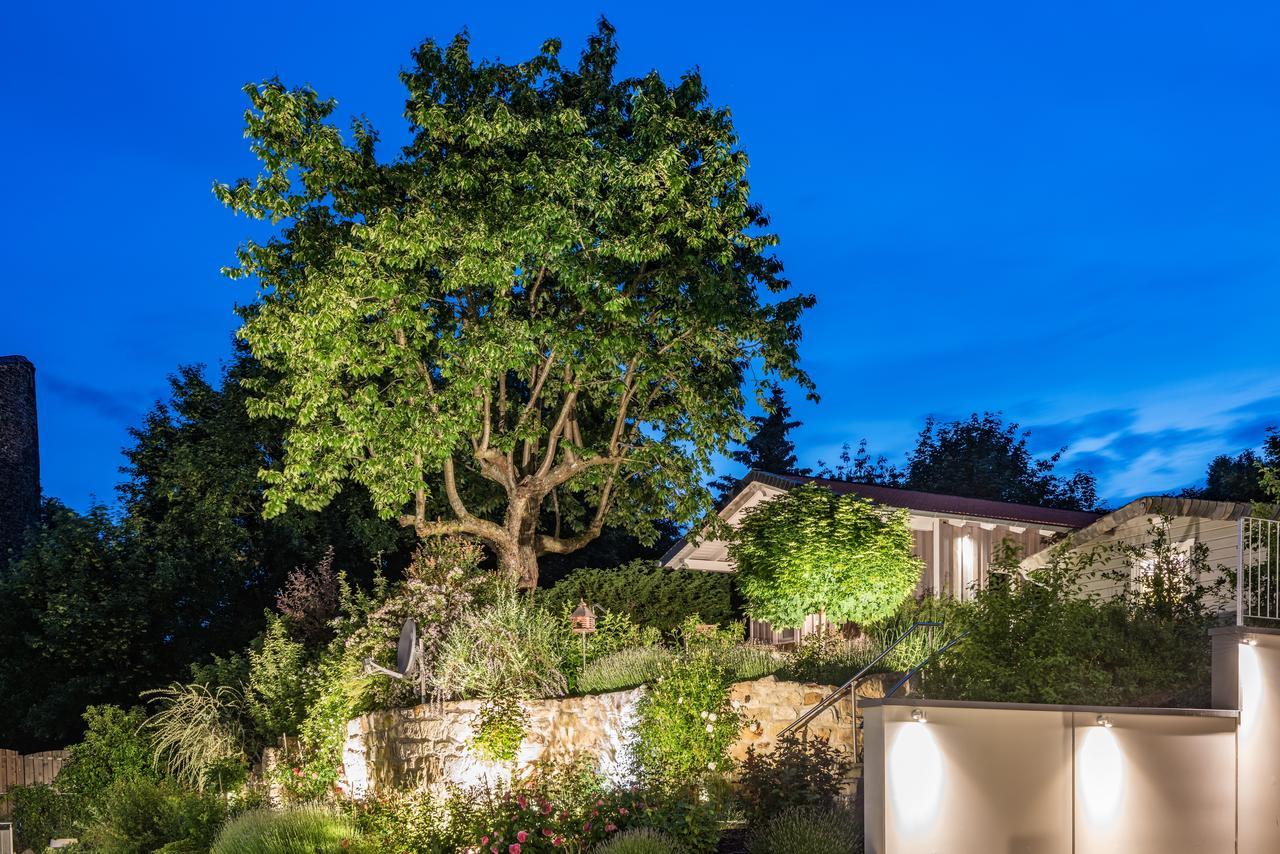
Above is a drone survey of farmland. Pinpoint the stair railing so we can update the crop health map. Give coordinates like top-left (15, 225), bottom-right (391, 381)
top-left (778, 620), bottom-right (942, 742)
top-left (883, 630), bottom-right (969, 699)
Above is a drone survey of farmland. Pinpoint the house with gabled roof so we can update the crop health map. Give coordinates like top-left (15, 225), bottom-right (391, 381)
top-left (662, 471), bottom-right (1280, 642)
top-left (661, 470), bottom-right (1103, 644)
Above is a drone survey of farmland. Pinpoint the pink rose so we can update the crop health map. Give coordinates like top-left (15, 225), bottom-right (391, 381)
top-left (618, 807), bottom-right (628, 816)
top-left (509, 846), bottom-right (522, 854)
top-left (605, 823), bottom-right (617, 832)
top-left (517, 831), bottom-right (528, 843)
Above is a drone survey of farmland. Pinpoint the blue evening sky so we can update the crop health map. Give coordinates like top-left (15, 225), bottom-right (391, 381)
top-left (4, 1), bottom-right (1280, 512)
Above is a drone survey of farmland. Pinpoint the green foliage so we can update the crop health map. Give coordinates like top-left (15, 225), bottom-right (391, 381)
top-left (79, 777), bottom-right (229, 854)
top-left (0, 351), bottom-right (409, 751)
top-left (718, 645), bottom-right (783, 683)
top-left (731, 483), bottom-right (922, 628)
top-left (560, 606), bottom-right (662, 691)
top-left (219, 21), bottom-right (814, 587)
top-left (144, 682), bottom-right (249, 791)
top-left (927, 522), bottom-right (1226, 707)
top-left (56, 705), bottom-right (156, 805)
top-left (629, 785), bottom-right (731, 854)
top-left (544, 562), bottom-right (735, 633)
top-left (633, 647), bottom-right (740, 789)
top-left (343, 538), bottom-right (489, 709)
top-left (282, 650), bottom-right (365, 801)
top-left (1, 784), bottom-right (73, 852)
top-left (211, 806), bottom-right (365, 854)
top-left (248, 616), bottom-right (314, 743)
top-left (579, 646), bottom-right (678, 694)
top-left (460, 765), bottom-right (649, 853)
top-left (737, 735), bottom-right (853, 825)
top-left (470, 696), bottom-right (528, 762)
top-left (748, 806), bottom-right (862, 854)
top-left (435, 585), bottom-right (568, 700)
top-left (344, 790), bottom-right (462, 854)
top-left (0, 500), bottom-right (156, 749)
top-left (592, 827), bottom-right (684, 853)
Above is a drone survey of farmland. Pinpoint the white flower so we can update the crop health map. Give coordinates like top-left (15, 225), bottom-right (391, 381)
top-left (676, 697), bottom-right (683, 704)
top-left (705, 723), bottom-right (714, 733)
top-left (699, 710), bottom-right (707, 719)
top-left (707, 761), bottom-right (717, 770)
top-left (708, 713), bottom-right (717, 722)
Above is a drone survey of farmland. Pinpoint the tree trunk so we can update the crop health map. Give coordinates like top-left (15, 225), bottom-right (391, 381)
top-left (498, 493), bottom-right (542, 590)
top-left (499, 543), bottom-right (540, 590)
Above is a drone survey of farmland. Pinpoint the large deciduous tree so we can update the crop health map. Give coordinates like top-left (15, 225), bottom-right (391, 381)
top-left (904, 413), bottom-right (1098, 510)
top-left (217, 22), bottom-right (814, 587)
top-left (729, 484), bottom-right (921, 628)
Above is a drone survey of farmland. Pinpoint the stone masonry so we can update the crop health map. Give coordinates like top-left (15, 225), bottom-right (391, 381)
top-left (342, 675), bottom-right (895, 798)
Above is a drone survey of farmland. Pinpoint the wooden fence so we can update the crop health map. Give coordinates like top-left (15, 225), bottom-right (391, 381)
top-left (0, 749), bottom-right (69, 816)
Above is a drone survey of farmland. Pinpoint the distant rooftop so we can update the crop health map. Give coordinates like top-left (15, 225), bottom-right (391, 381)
top-left (737, 470), bottom-right (1104, 529)
top-left (0, 355), bottom-right (33, 365)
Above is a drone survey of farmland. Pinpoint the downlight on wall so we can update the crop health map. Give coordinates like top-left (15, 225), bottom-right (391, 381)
top-left (912, 708), bottom-right (927, 723)
top-left (1096, 714), bottom-right (1112, 728)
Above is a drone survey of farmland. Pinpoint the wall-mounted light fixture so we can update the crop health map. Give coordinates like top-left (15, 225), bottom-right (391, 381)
top-left (1096, 714), bottom-right (1112, 728)
top-left (1243, 637), bottom-right (1258, 646)
top-left (912, 708), bottom-right (927, 724)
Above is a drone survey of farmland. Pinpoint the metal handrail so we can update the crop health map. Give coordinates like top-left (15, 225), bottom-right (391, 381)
top-left (778, 620), bottom-right (942, 739)
top-left (884, 630), bottom-right (969, 698)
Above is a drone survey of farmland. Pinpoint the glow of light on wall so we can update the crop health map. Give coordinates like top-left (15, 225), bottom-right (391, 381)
top-left (1078, 726), bottom-right (1124, 825)
top-left (889, 718), bottom-right (944, 832)
top-left (1240, 641), bottom-right (1263, 738)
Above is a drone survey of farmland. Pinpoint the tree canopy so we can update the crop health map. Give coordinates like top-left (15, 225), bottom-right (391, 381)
top-left (821, 412), bottom-right (1098, 511)
top-left (0, 352), bottom-right (410, 750)
top-left (729, 483), bottom-right (921, 628)
top-left (218, 22), bottom-right (814, 588)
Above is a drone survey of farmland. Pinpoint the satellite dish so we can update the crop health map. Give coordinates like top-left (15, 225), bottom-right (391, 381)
top-left (396, 618), bottom-right (418, 676)
top-left (363, 618), bottom-right (420, 681)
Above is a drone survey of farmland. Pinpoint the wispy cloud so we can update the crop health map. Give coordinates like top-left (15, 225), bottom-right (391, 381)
top-left (41, 374), bottom-right (148, 423)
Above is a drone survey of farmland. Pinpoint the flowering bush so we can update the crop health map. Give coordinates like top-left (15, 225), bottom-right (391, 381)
top-left (632, 647), bottom-right (741, 790)
top-left (466, 787), bottom-right (646, 853)
top-left (344, 537), bottom-right (490, 708)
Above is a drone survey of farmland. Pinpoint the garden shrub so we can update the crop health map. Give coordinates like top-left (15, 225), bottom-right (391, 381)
top-left (776, 629), bottom-right (870, 685)
top-left (342, 537), bottom-right (490, 710)
top-left (280, 649), bottom-right (366, 801)
top-left (2, 783), bottom-right (73, 853)
top-left (470, 695), bottom-right (528, 761)
top-left (211, 805), bottom-right (365, 854)
top-left (55, 704), bottom-right (156, 813)
top-left (435, 584), bottom-right (568, 700)
top-left (275, 546), bottom-right (341, 645)
top-left (247, 615), bottom-right (315, 743)
top-left (730, 483), bottom-right (922, 629)
top-left (926, 523), bottom-right (1227, 707)
top-left (629, 784), bottom-right (731, 854)
top-left (633, 647), bottom-right (740, 789)
top-left (543, 562), bottom-right (735, 632)
top-left (718, 644), bottom-right (782, 683)
top-left (737, 734), bottom-right (853, 825)
top-left (579, 646), bottom-right (677, 694)
top-left (592, 827), bottom-right (684, 853)
top-left (748, 805), bottom-right (862, 854)
top-left (456, 758), bottom-right (649, 852)
top-left (345, 789), bottom-right (463, 854)
top-left (79, 776), bottom-right (228, 853)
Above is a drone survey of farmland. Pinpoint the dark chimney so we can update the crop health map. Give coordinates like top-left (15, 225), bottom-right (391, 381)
top-left (0, 356), bottom-right (39, 565)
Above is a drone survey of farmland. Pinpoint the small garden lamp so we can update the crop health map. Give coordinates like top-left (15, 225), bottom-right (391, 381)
top-left (571, 599), bottom-right (597, 671)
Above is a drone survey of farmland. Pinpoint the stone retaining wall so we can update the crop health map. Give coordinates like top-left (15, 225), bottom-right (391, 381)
top-left (342, 675), bottom-right (896, 797)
